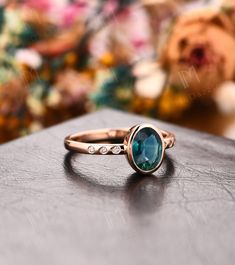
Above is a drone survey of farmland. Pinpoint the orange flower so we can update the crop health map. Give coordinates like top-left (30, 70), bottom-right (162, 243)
top-left (0, 78), bottom-right (27, 116)
top-left (160, 9), bottom-right (235, 97)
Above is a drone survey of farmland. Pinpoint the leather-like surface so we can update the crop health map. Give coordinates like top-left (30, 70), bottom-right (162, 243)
top-left (0, 109), bottom-right (235, 265)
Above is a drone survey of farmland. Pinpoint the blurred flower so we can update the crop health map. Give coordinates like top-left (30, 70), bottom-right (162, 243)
top-left (224, 120), bottom-right (235, 140)
top-left (0, 5), bottom-right (40, 48)
top-left (214, 81), bottom-right (235, 114)
top-left (22, 0), bottom-right (95, 28)
top-left (0, 54), bottom-right (27, 115)
top-left (20, 6), bottom-right (52, 34)
top-left (31, 26), bottom-right (85, 57)
top-left (134, 61), bottom-right (167, 98)
top-left (62, 1), bottom-right (89, 28)
top-left (90, 3), bottom-right (154, 64)
top-left (158, 87), bottom-right (190, 119)
top-left (161, 9), bottom-right (235, 97)
top-left (142, 0), bottom-right (180, 40)
top-left (22, 0), bottom-right (51, 12)
top-left (0, 78), bottom-right (27, 115)
top-left (15, 48), bottom-right (42, 69)
top-left (111, 4), bottom-right (154, 63)
top-left (91, 65), bottom-right (135, 110)
top-left (0, 0), bottom-right (6, 5)
top-left (25, 79), bottom-right (49, 117)
top-left (222, 0), bottom-right (235, 32)
top-left (52, 69), bottom-right (93, 107)
top-left (26, 94), bottom-right (45, 117)
top-left (1, 0), bottom-right (235, 144)
top-left (0, 7), bottom-right (25, 47)
top-left (102, 0), bottom-right (118, 16)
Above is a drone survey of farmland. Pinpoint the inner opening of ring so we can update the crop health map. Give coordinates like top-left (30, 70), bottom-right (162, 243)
top-left (86, 138), bottom-right (124, 144)
top-left (69, 129), bottom-right (129, 144)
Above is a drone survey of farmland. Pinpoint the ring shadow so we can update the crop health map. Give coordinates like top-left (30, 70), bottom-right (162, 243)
top-left (125, 155), bottom-right (174, 215)
top-left (63, 152), bottom-right (175, 215)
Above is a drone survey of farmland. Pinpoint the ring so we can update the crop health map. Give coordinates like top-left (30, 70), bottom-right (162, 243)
top-left (64, 124), bottom-right (175, 174)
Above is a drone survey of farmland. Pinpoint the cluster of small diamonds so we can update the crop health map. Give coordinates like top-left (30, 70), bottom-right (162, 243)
top-left (87, 145), bottom-right (122, 154)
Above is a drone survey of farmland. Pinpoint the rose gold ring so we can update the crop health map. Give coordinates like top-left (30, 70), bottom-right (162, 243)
top-left (64, 124), bottom-right (175, 174)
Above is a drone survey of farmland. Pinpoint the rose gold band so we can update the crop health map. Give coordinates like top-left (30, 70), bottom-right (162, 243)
top-left (64, 127), bottom-right (175, 155)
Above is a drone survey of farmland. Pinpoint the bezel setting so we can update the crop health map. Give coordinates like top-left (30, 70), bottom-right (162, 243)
top-left (124, 124), bottom-right (165, 174)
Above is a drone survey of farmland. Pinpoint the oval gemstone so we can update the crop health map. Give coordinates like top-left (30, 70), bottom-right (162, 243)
top-left (131, 127), bottom-right (163, 171)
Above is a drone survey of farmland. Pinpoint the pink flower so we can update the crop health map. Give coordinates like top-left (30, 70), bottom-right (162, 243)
top-left (62, 2), bottom-right (88, 28)
top-left (0, 0), bottom-right (6, 6)
top-left (22, 0), bottom-right (51, 12)
top-left (115, 7), bottom-right (132, 21)
top-left (102, 0), bottom-right (118, 16)
top-left (132, 39), bottom-right (148, 49)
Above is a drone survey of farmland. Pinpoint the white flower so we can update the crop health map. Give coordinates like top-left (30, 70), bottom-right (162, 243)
top-left (214, 81), bottom-right (235, 114)
top-left (134, 61), bottom-right (167, 99)
top-left (224, 122), bottom-right (235, 140)
top-left (15, 49), bottom-right (42, 69)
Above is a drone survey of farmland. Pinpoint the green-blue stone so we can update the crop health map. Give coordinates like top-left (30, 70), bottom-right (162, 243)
top-left (132, 127), bottom-right (163, 171)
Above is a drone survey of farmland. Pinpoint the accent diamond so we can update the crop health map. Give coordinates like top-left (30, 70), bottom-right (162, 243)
top-left (111, 146), bottom-right (121, 154)
top-left (88, 146), bottom-right (95, 154)
top-left (99, 146), bottom-right (108, 154)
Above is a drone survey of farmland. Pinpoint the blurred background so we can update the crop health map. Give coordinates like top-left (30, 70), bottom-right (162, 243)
top-left (1, 0), bottom-right (235, 144)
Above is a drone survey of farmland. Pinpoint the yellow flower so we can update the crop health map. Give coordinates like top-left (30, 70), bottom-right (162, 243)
top-left (99, 52), bottom-right (115, 67)
top-left (65, 52), bottom-right (77, 66)
top-left (158, 88), bottom-right (190, 119)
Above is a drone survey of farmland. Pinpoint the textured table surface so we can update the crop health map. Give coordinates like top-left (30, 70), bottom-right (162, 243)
top-left (0, 109), bottom-right (235, 265)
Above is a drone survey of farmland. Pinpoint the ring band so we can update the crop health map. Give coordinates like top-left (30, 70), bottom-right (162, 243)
top-left (64, 124), bottom-right (175, 174)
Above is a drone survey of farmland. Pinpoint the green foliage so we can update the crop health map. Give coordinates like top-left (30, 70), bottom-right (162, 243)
top-left (91, 65), bottom-right (136, 110)
top-left (0, 6), bottom-right (5, 33)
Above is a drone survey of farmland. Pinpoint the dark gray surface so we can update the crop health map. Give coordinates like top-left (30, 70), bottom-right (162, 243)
top-left (0, 109), bottom-right (235, 265)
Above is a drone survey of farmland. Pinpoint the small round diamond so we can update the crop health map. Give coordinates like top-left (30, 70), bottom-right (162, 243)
top-left (99, 146), bottom-right (108, 154)
top-left (88, 146), bottom-right (95, 154)
top-left (111, 146), bottom-right (121, 154)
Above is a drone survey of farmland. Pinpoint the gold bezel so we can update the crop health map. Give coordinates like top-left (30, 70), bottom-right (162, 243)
top-left (124, 124), bottom-right (165, 174)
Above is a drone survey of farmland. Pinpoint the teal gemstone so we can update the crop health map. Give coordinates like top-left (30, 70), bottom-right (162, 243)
top-left (132, 127), bottom-right (163, 172)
